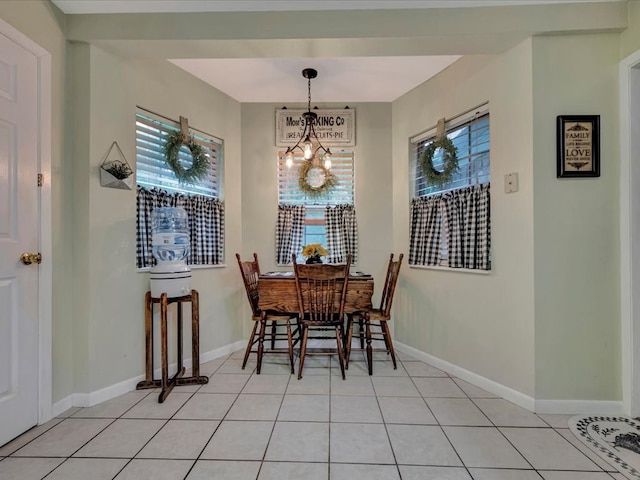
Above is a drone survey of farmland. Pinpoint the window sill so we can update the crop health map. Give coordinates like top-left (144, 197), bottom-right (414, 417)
top-left (410, 264), bottom-right (491, 275)
top-left (137, 264), bottom-right (227, 273)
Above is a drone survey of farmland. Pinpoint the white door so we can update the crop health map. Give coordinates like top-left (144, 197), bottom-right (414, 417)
top-left (0, 31), bottom-right (40, 446)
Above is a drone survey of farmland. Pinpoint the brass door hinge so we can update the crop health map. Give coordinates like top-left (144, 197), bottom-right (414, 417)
top-left (37, 173), bottom-right (43, 187)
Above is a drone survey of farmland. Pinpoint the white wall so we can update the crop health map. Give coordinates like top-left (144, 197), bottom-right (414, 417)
top-left (392, 45), bottom-right (537, 397)
top-left (240, 102), bottom-right (394, 309)
top-left (532, 33), bottom-right (621, 401)
top-left (69, 44), bottom-right (243, 393)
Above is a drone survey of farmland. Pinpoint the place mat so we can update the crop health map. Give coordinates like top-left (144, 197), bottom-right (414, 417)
top-left (569, 415), bottom-right (640, 479)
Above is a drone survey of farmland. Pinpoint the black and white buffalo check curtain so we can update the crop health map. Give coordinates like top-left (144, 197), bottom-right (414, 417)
top-left (410, 183), bottom-right (490, 270)
top-left (325, 204), bottom-right (358, 264)
top-left (275, 204), bottom-right (305, 265)
top-left (136, 186), bottom-right (225, 268)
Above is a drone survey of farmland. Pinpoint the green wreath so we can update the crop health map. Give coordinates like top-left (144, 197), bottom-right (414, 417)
top-left (164, 130), bottom-right (209, 184)
top-left (298, 161), bottom-right (338, 198)
top-left (421, 136), bottom-right (459, 187)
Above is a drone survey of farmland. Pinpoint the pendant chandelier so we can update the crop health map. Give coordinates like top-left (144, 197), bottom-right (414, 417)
top-left (285, 68), bottom-right (332, 170)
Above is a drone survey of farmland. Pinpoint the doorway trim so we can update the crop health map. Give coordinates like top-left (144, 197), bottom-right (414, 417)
top-left (0, 18), bottom-right (53, 424)
top-left (620, 48), bottom-right (640, 417)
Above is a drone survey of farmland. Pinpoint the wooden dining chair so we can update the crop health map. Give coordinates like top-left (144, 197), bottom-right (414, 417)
top-left (293, 254), bottom-right (351, 380)
top-left (345, 253), bottom-right (403, 374)
top-left (236, 253), bottom-right (298, 374)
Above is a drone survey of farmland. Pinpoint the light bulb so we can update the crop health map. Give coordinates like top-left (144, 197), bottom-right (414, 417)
top-left (324, 156), bottom-right (332, 170)
top-left (303, 137), bottom-right (313, 160)
top-left (285, 150), bottom-right (294, 168)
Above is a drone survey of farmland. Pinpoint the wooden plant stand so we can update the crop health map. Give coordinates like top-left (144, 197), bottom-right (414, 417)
top-left (136, 290), bottom-right (208, 403)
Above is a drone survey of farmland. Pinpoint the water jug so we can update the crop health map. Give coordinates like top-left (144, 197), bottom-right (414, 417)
top-left (149, 207), bottom-right (192, 298)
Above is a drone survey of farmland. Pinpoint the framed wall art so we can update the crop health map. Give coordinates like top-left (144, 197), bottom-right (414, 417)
top-left (556, 115), bottom-right (600, 178)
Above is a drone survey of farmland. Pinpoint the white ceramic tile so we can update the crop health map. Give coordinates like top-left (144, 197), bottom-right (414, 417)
top-left (331, 395), bottom-right (383, 423)
top-left (452, 378), bottom-right (499, 398)
top-left (341, 358), bottom-right (371, 376)
top-left (329, 423), bottom-right (395, 464)
top-left (556, 428), bottom-right (617, 471)
top-left (330, 375), bottom-right (375, 396)
top-left (538, 413), bottom-right (573, 428)
top-left (122, 392), bottom-right (192, 419)
top-left (197, 357), bottom-right (226, 375)
top-left (258, 358), bottom-right (296, 375)
top-left (467, 468), bottom-right (542, 479)
top-left (0, 457), bottom-right (64, 480)
top-left (286, 375), bottom-right (330, 394)
top-left (200, 420), bottom-right (273, 460)
top-left (387, 424), bottom-right (462, 466)
top-left (403, 362), bottom-right (448, 377)
top-left (330, 463), bottom-right (401, 480)
top-left (199, 374), bottom-right (250, 393)
top-left (278, 394), bottom-right (330, 422)
top-left (217, 358), bottom-right (256, 374)
top-left (378, 396), bottom-right (437, 424)
top-left (137, 420), bottom-right (219, 459)
top-left (370, 359), bottom-right (408, 377)
top-left (242, 374), bottom-right (290, 394)
top-left (114, 459), bottom-right (194, 480)
top-left (12, 418), bottom-right (113, 457)
top-left (473, 398), bottom-right (548, 427)
top-left (372, 377), bottom-right (420, 397)
top-left (173, 393), bottom-right (236, 420)
top-left (55, 407), bottom-right (83, 418)
top-left (260, 461), bottom-right (328, 480)
top-left (73, 419), bottom-right (165, 458)
top-left (443, 426), bottom-right (530, 469)
top-left (500, 427), bottom-right (602, 471)
top-left (71, 391), bottom-right (150, 418)
top-left (186, 460), bottom-right (261, 480)
top-left (225, 393), bottom-right (283, 420)
top-left (399, 465), bottom-right (472, 480)
top-left (265, 421), bottom-right (329, 462)
top-left (426, 398), bottom-right (492, 426)
top-left (44, 458), bottom-right (128, 480)
top-left (538, 472), bottom-right (615, 480)
top-left (413, 377), bottom-right (467, 398)
top-left (0, 418), bottom-right (64, 456)
top-left (396, 351), bottom-right (419, 361)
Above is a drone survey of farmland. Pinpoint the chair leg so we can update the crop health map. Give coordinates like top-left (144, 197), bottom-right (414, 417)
top-left (257, 315), bottom-right (267, 374)
top-left (286, 320), bottom-right (295, 374)
top-left (345, 316), bottom-right (354, 369)
top-left (335, 326), bottom-right (346, 380)
top-left (358, 316), bottom-right (365, 349)
top-left (242, 321), bottom-right (259, 369)
top-left (365, 313), bottom-right (373, 375)
top-left (297, 326), bottom-right (309, 380)
top-left (271, 321), bottom-right (277, 350)
top-left (381, 321), bottom-right (397, 369)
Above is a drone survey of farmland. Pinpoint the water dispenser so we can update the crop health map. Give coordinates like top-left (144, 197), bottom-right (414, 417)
top-left (149, 207), bottom-right (192, 298)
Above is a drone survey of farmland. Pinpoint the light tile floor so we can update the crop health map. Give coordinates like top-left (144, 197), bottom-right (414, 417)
top-left (0, 349), bottom-right (628, 480)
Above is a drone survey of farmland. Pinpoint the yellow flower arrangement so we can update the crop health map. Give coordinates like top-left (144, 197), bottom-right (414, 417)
top-left (302, 243), bottom-right (328, 260)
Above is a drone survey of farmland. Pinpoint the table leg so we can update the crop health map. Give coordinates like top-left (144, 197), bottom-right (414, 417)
top-left (160, 293), bottom-right (169, 398)
top-left (365, 312), bottom-right (373, 375)
top-left (177, 299), bottom-right (184, 376)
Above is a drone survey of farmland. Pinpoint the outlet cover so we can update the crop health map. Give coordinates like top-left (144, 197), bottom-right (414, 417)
top-left (505, 172), bottom-right (519, 193)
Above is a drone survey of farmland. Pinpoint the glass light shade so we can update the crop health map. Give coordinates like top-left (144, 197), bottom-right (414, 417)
top-left (285, 150), bottom-right (294, 168)
top-left (303, 137), bottom-right (313, 160)
top-left (324, 155), bottom-right (332, 169)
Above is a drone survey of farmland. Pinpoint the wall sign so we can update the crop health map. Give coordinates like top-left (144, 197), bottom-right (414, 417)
top-left (556, 115), bottom-right (600, 178)
top-left (275, 108), bottom-right (355, 147)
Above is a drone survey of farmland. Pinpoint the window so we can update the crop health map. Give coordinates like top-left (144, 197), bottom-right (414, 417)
top-left (135, 108), bottom-right (225, 268)
top-left (409, 106), bottom-right (491, 270)
top-left (136, 109), bottom-right (222, 198)
top-left (277, 150), bottom-right (355, 262)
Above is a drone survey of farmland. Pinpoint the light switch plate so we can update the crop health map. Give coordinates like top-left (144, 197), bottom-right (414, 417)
top-left (505, 172), bottom-right (519, 193)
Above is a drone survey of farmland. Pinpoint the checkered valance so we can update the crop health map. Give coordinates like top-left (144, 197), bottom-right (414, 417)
top-left (275, 204), bottom-right (305, 265)
top-left (136, 186), bottom-right (225, 268)
top-left (325, 204), bottom-right (358, 264)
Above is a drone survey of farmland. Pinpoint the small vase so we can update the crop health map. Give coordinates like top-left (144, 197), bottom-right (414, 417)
top-left (306, 255), bottom-right (322, 264)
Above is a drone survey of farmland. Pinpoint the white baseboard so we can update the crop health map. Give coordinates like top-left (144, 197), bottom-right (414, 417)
top-left (51, 340), bottom-right (246, 416)
top-left (396, 342), bottom-right (624, 415)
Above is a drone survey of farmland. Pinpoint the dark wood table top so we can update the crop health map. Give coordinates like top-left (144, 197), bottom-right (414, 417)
top-left (258, 271), bottom-right (374, 313)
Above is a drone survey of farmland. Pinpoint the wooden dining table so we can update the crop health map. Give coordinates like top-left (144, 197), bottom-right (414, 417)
top-left (257, 270), bottom-right (375, 373)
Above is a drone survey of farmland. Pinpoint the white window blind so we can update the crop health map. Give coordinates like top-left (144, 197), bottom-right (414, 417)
top-left (278, 151), bottom-right (355, 206)
top-left (136, 109), bottom-right (223, 198)
top-left (411, 108), bottom-right (490, 197)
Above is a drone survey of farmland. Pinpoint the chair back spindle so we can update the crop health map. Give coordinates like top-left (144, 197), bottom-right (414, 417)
top-left (379, 253), bottom-right (403, 317)
top-left (236, 253), bottom-right (261, 317)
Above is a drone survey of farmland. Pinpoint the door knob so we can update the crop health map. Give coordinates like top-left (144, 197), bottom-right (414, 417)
top-left (20, 252), bottom-right (42, 265)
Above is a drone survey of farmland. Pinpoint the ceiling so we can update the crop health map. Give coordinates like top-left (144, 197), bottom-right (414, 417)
top-left (51, 0), bottom-right (623, 103)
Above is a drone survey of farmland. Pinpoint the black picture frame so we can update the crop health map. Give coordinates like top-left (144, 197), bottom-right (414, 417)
top-left (557, 115), bottom-right (600, 178)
